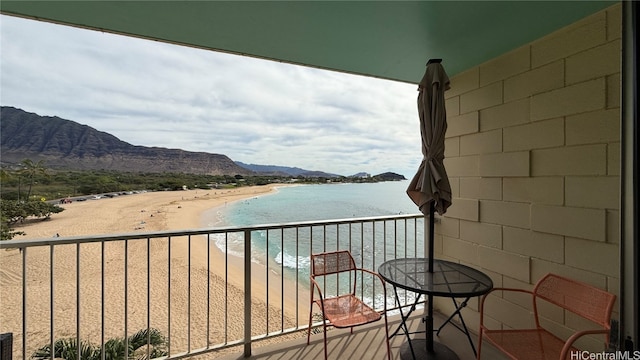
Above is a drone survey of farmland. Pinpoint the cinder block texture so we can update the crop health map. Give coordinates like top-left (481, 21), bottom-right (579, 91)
top-left (531, 145), bottom-right (607, 176)
top-left (480, 98), bottom-right (530, 131)
top-left (565, 237), bottom-right (619, 277)
top-left (503, 227), bottom-right (564, 263)
top-left (480, 200), bottom-right (530, 229)
top-left (607, 210), bottom-right (620, 244)
top-left (531, 79), bottom-right (606, 121)
top-left (531, 12), bottom-right (606, 67)
top-left (608, 143), bottom-right (620, 176)
top-left (460, 177), bottom-right (502, 201)
top-left (566, 109), bottom-right (620, 145)
top-left (439, 3), bottom-right (620, 334)
top-left (478, 246), bottom-right (530, 283)
top-left (445, 137), bottom-right (460, 158)
top-left (460, 220), bottom-right (502, 248)
top-left (460, 82), bottom-right (503, 114)
top-left (445, 156), bottom-right (479, 177)
top-left (504, 118), bottom-right (564, 152)
top-left (504, 61), bottom-right (564, 102)
top-left (503, 177), bottom-right (564, 205)
top-left (443, 237), bottom-right (477, 265)
top-left (531, 204), bottom-right (606, 241)
top-left (447, 67), bottom-right (479, 98)
top-left (460, 129), bottom-right (502, 155)
top-left (607, 73), bottom-right (620, 109)
top-left (445, 198), bottom-right (479, 221)
top-left (447, 112), bottom-right (479, 138)
top-left (566, 40), bottom-right (621, 84)
top-left (479, 152), bottom-right (530, 177)
top-left (565, 176), bottom-right (620, 210)
top-left (480, 46), bottom-right (530, 86)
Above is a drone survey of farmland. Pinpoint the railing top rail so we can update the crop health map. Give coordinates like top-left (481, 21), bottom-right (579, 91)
top-left (0, 213), bottom-right (425, 249)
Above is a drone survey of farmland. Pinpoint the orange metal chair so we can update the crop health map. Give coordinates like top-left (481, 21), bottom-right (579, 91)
top-left (477, 273), bottom-right (616, 360)
top-left (307, 250), bottom-right (391, 360)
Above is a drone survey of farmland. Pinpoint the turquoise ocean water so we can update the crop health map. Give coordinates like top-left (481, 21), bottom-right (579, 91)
top-left (204, 181), bottom-right (419, 258)
top-left (203, 181), bottom-right (425, 305)
top-left (211, 180), bottom-right (419, 225)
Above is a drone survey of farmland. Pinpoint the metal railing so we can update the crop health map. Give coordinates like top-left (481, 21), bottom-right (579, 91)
top-left (0, 214), bottom-right (425, 360)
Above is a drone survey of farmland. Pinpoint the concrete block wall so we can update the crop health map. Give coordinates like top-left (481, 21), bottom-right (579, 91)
top-left (433, 3), bottom-right (621, 351)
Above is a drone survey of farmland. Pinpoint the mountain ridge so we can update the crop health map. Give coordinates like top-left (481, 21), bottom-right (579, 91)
top-left (1, 106), bottom-right (406, 180)
top-left (0, 106), bottom-right (251, 175)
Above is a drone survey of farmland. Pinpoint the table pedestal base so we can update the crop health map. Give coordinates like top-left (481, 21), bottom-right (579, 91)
top-left (400, 339), bottom-right (459, 360)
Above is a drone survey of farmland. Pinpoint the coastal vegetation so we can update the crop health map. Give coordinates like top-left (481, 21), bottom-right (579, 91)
top-left (0, 158), bottom-right (404, 240)
top-left (0, 166), bottom-right (404, 202)
top-left (32, 328), bottom-right (168, 360)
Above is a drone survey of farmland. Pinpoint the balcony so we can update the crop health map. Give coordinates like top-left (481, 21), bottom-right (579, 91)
top-left (216, 311), bottom-right (506, 360)
top-left (0, 214), bottom-right (499, 360)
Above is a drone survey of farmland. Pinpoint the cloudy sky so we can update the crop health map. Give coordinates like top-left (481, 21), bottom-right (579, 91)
top-left (1, 15), bottom-right (421, 177)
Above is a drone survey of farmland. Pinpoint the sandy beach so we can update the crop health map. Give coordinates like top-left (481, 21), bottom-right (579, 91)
top-left (0, 184), bottom-right (309, 359)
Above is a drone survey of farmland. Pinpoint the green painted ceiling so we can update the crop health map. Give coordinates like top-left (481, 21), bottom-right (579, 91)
top-left (1, 1), bottom-right (616, 84)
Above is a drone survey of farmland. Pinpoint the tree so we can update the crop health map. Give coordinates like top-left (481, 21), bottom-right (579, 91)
top-left (18, 159), bottom-right (48, 201)
top-left (0, 199), bottom-right (64, 240)
top-left (1, 211), bottom-right (24, 240)
top-left (32, 328), bottom-right (168, 360)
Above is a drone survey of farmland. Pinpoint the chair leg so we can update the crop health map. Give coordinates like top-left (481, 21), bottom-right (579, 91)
top-left (323, 320), bottom-right (328, 360)
top-left (307, 305), bottom-right (313, 345)
top-left (476, 329), bottom-right (483, 360)
top-left (383, 313), bottom-right (391, 360)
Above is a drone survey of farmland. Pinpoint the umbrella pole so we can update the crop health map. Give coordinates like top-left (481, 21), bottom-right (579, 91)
top-left (427, 201), bottom-right (435, 352)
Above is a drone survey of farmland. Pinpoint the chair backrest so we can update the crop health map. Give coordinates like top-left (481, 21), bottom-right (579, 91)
top-left (534, 273), bottom-right (616, 328)
top-left (311, 250), bottom-right (356, 277)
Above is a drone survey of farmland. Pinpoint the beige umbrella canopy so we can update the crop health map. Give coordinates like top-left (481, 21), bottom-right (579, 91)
top-left (407, 59), bottom-right (452, 216)
top-left (406, 59), bottom-right (453, 356)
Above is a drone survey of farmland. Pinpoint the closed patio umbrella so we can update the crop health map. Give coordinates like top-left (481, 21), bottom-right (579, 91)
top-left (406, 58), bottom-right (454, 358)
top-left (407, 58), bottom-right (452, 219)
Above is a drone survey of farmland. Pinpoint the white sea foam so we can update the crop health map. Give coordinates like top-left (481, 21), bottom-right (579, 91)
top-left (274, 251), bottom-right (311, 271)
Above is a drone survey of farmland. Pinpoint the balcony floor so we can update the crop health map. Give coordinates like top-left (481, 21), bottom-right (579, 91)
top-left (217, 311), bottom-right (506, 360)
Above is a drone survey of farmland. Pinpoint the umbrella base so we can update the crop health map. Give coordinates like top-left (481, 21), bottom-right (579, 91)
top-left (400, 339), bottom-right (459, 360)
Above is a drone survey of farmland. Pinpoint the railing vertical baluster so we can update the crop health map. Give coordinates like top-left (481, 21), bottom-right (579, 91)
top-left (369, 221), bottom-right (375, 301)
top-left (22, 247), bottom-right (26, 360)
top-left (167, 236), bottom-right (171, 356)
top-left (385, 220), bottom-right (389, 263)
top-left (243, 230), bottom-right (252, 357)
top-left (309, 226), bottom-right (312, 255)
top-left (224, 233), bottom-right (228, 344)
top-left (360, 222), bottom-right (364, 269)
top-left (49, 245), bottom-right (54, 360)
top-left (101, 241), bottom-right (105, 360)
top-left (323, 225), bottom-right (326, 252)
top-left (188, 235), bottom-right (191, 353)
top-left (265, 230), bottom-right (269, 335)
top-left (295, 227), bottom-right (299, 326)
top-left (124, 239), bottom-right (128, 360)
top-left (147, 237), bottom-right (151, 360)
top-left (280, 228), bottom-right (284, 332)
top-left (416, 218), bottom-right (420, 256)
top-left (76, 243), bottom-right (80, 360)
top-left (335, 224), bottom-right (340, 296)
top-left (348, 222), bottom-right (352, 254)
top-left (207, 234), bottom-right (211, 347)
top-left (401, 219), bottom-right (405, 306)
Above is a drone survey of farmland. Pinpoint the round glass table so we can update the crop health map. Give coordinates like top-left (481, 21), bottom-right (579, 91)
top-left (378, 258), bottom-right (493, 360)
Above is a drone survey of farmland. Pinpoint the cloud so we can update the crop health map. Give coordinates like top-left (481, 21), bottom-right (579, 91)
top-left (1, 15), bottom-right (423, 176)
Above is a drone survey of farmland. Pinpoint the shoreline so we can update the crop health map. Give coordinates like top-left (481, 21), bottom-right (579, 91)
top-left (0, 184), bottom-right (308, 358)
top-left (194, 184), bottom-right (311, 325)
